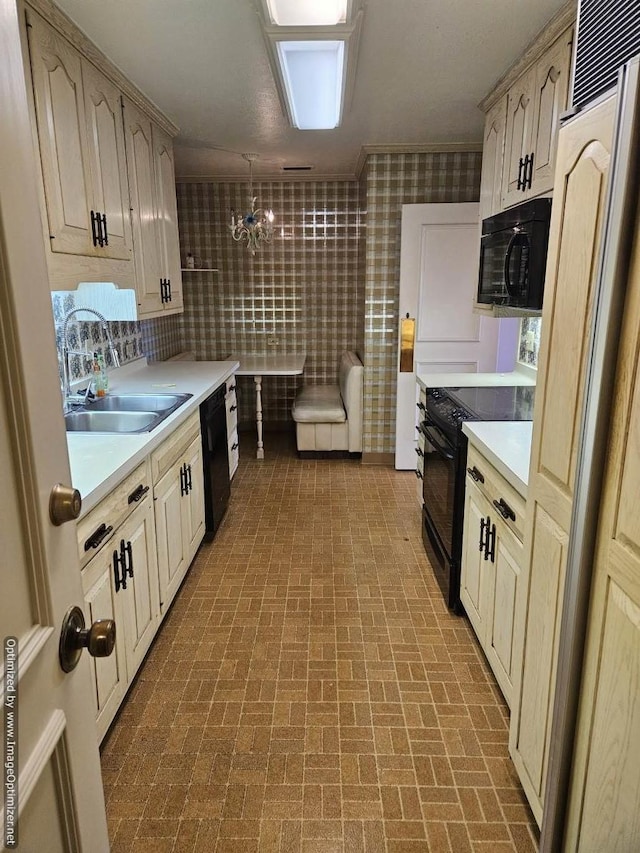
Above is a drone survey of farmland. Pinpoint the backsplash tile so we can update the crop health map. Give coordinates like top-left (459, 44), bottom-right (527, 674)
top-left (176, 180), bottom-right (362, 425)
top-left (518, 316), bottom-right (542, 367)
top-left (51, 292), bottom-right (182, 383)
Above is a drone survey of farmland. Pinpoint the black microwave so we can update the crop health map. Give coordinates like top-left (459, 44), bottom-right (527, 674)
top-left (478, 198), bottom-right (552, 310)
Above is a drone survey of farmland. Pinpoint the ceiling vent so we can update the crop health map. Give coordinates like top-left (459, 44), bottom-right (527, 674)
top-left (572, 0), bottom-right (640, 110)
top-left (282, 165), bottom-right (314, 171)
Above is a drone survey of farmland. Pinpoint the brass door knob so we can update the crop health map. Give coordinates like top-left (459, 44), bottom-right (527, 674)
top-left (49, 483), bottom-right (82, 526)
top-left (59, 605), bottom-right (116, 673)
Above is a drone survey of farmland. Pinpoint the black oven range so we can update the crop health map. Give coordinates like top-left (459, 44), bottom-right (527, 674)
top-left (420, 385), bottom-right (535, 612)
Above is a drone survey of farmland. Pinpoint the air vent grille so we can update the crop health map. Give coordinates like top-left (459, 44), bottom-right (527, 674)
top-left (572, 0), bottom-right (640, 109)
top-left (282, 166), bottom-right (313, 171)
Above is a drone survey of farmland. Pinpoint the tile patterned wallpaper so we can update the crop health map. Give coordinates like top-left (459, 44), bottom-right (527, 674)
top-left (51, 292), bottom-right (182, 382)
top-left (518, 316), bottom-right (542, 368)
top-left (176, 181), bottom-right (363, 425)
top-left (360, 152), bottom-right (482, 454)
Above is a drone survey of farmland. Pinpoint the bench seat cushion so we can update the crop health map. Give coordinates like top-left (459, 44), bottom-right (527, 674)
top-left (291, 384), bottom-right (346, 423)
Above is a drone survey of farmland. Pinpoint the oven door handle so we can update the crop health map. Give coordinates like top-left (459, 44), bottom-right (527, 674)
top-left (422, 425), bottom-right (455, 461)
top-left (503, 230), bottom-right (528, 299)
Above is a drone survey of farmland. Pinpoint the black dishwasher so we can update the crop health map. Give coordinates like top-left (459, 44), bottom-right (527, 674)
top-left (200, 385), bottom-right (230, 540)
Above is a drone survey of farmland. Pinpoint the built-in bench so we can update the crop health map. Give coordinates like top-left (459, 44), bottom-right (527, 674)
top-left (292, 351), bottom-right (363, 455)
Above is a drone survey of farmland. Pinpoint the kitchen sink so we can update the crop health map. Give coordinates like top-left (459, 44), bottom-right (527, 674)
top-left (64, 393), bottom-right (193, 433)
top-left (87, 393), bottom-right (192, 413)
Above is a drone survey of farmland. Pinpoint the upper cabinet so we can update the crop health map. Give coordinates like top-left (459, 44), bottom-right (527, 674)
top-left (23, 3), bottom-right (183, 319)
top-left (479, 7), bottom-right (575, 218)
top-left (502, 28), bottom-right (573, 208)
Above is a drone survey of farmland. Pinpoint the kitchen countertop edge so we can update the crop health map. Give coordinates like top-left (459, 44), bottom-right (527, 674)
top-left (67, 359), bottom-right (239, 517)
top-left (462, 420), bottom-right (533, 498)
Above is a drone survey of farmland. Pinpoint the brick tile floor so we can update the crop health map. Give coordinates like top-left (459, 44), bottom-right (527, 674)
top-left (102, 431), bottom-right (539, 852)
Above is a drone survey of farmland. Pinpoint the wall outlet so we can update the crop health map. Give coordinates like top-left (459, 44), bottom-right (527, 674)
top-left (267, 336), bottom-right (279, 346)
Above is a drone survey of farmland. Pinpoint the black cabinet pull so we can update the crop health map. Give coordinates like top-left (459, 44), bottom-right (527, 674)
top-left (415, 469), bottom-right (423, 480)
top-left (487, 523), bottom-right (496, 563)
top-left (228, 384), bottom-right (236, 393)
top-left (493, 498), bottom-right (516, 522)
top-left (525, 151), bottom-right (535, 189)
top-left (479, 517), bottom-right (486, 553)
top-left (124, 540), bottom-right (133, 578)
top-left (231, 442), bottom-right (238, 451)
top-left (84, 522), bottom-right (113, 552)
top-left (416, 447), bottom-right (424, 458)
top-left (417, 402), bottom-right (426, 412)
top-left (167, 279), bottom-right (172, 302)
top-left (160, 278), bottom-right (170, 303)
top-left (180, 463), bottom-right (187, 496)
top-left (516, 157), bottom-right (524, 191)
top-left (127, 484), bottom-right (149, 504)
top-left (101, 213), bottom-right (108, 246)
top-left (467, 466), bottom-right (485, 484)
top-left (483, 515), bottom-right (491, 561)
top-left (91, 210), bottom-right (100, 247)
top-left (229, 404), bottom-right (237, 412)
top-left (186, 463), bottom-right (192, 493)
top-left (113, 546), bottom-right (126, 592)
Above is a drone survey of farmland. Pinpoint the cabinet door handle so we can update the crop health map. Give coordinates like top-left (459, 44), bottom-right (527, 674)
top-left (186, 463), bottom-right (192, 493)
top-left (91, 210), bottom-right (100, 247)
top-left (516, 157), bottom-right (524, 190)
top-left (479, 517), bottom-right (486, 553)
top-left (467, 465), bottom-right (485, 484)
top-left (84, 522), bottom-right (113, 552)
top-left (231, 442), bottom-right (238, 451)
top-left (180, 463), bottom-right (187, 496)
top-left (415, 469), bottom-right (423, 480)
top-left (124, 540), bottom-right (133, 578)
top-left (417, 402), bottom-right (426, 412)
top-left (483, 515), bottom-right (491, 560)
top-left (416, 447), bottom-right (424, 458)
top-left (229, 404), bottom-right (237, 412)
top-left (493, 498), bottom-right (516, 521)
top-left (525, 151), bottom-right (535, 189)
top-left (228, 384), bottom-right (236, 393)
top-left (101, 213), bottom-right (108, 246)
top-left (167, 279), bottom-right (172, 302)
top-left (127, 484), bottom-right (149, 504)
top-left (113, 546), bottom-right (126, 592)
top-left (487, 523), bottom-right (496, 563)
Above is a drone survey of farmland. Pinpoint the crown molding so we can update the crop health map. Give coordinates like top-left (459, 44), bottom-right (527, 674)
top-left (479, 0), bottom-right (576, 113)
top-left (22, 0), bottom-right (179, 137)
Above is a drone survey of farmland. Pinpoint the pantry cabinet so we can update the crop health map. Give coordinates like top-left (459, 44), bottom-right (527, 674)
top-left (509, 94), bottom-right (617, 827)
top-left (25, 10), bottom-right (134, 288)
top-left (152, 414), bottom-right (205, 613)
top-left (460, 445), bottom-right (525, 707)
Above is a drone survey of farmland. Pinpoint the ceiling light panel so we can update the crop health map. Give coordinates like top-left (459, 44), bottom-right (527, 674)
top-left (276, 40), bottom-right (344, 129)
top-left (265, 0), bottom-right (347, 26)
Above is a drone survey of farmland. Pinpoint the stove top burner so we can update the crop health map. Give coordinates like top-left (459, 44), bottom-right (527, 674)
top-left (426, 384), bottom-right (535, 433)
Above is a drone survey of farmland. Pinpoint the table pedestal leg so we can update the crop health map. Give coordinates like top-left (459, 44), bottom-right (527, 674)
top-left (254, 374), bottom-right (264, 459)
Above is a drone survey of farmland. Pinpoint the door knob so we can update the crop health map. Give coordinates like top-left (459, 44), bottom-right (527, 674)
top-left (49, 483), bottom-right (82, 526)
top-left (59, 605), bottom-right (116, 673)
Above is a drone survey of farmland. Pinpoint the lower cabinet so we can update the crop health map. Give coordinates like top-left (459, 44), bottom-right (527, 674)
top-left (81, 497), bottom-right (159, 741)
top-left (79, 407), bottom-right (208, 741)
top-left (225, 374), bottom-right (239, 479)
top-left (460, 447), bottom-right (525, 707)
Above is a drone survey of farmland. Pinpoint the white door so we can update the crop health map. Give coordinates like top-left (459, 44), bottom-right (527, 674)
top-left (395, 203), bottom-right (499, 469)
top-left (0, 2), bottom-right (109, 849)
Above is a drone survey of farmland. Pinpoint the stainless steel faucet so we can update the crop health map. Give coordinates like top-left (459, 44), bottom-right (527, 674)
top-left (60, 307), bottom-right (121, 404)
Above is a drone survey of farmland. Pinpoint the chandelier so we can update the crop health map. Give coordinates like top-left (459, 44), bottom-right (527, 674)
top-left (229, 154), bottom-right (275, 255)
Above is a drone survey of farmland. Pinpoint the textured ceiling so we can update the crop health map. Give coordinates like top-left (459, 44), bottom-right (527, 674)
top-left (54, 0), bottom-right (569, 179)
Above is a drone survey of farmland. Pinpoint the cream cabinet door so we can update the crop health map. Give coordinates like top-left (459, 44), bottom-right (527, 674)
top-left (123, 97), bottom-right (162, 315)
top-left (501, 69), bottom-right (536, 209)
top-left (26, 11), bottom-right (94, 256)
top-left (479, 96), bottom-right (507, 221)
top-left (485, 523), bottom-right (522, 706)
top-left (82, 59), bottom-right (132, 261)
top-left (460, 482), bottom-right (491, 640)
top-left (153, 123), bottom-right (183, 311)
top-left (118, 501), bottom-right (160, 677)
top-left (528, 29), bottom-right (574, 198)
top-left (82, 546), bottom-right (127, 741)
top-left (183, 435), bottom-right (205, 562)
top-left (509, 94), bottom-right (617, 827)
top-left (154, 459), bottom-right (189, 612)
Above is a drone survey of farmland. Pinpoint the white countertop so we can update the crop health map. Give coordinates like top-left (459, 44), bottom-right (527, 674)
top-left (66, 359), bottom-right (238, 516)
top-left (462, 421), bottom-right (533, 497)
top-left (416, 370), bottom-right (536, 391)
